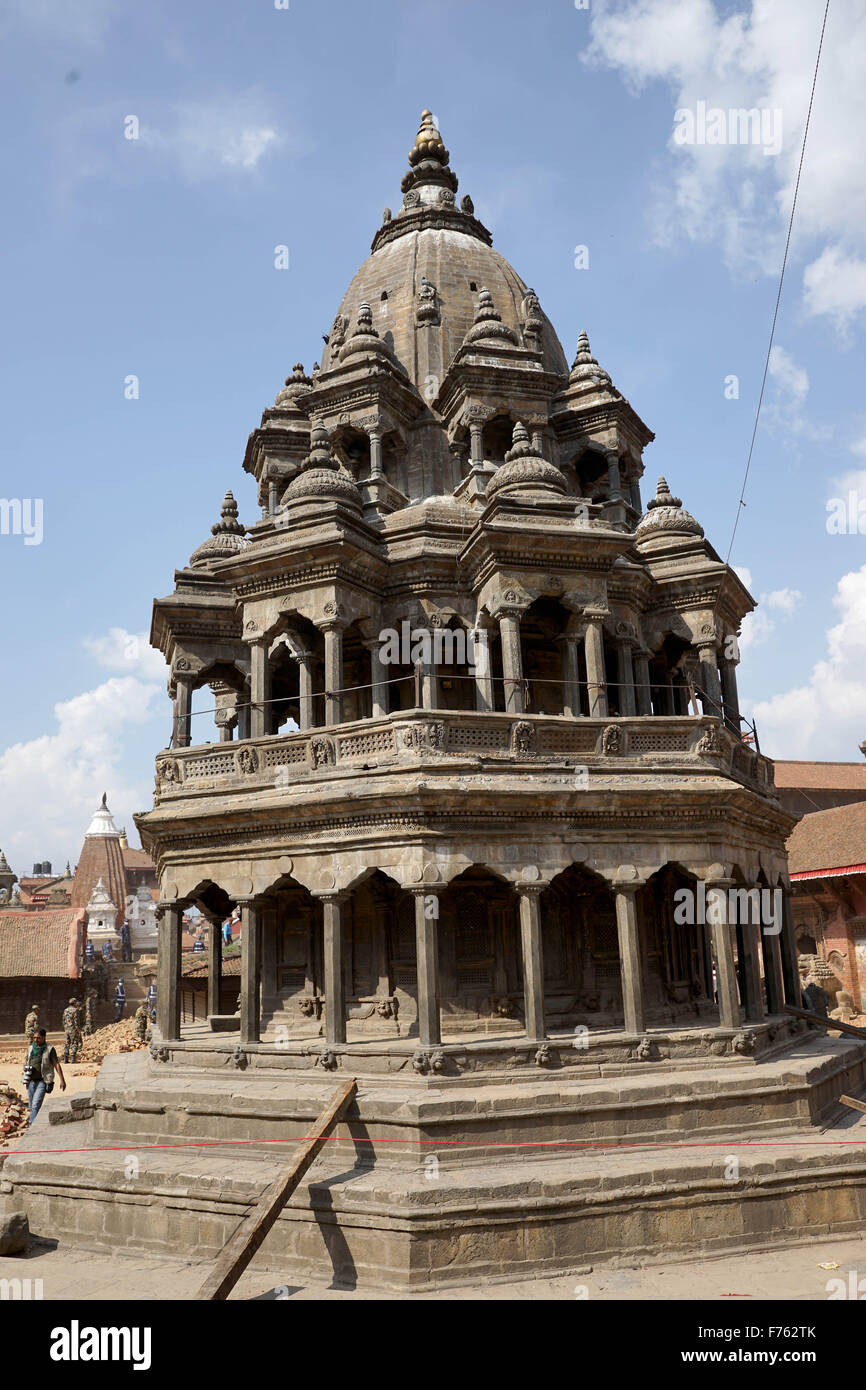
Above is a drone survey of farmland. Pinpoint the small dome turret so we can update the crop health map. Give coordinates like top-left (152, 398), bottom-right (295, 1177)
top-left (635, 477), bottom-right (704, 540)
top-left (190, 491), bottom-right (249, 568)
top-left (282, 419), bottom-right (363, 512)
top-left (485, 422), bottom-right (568, 501)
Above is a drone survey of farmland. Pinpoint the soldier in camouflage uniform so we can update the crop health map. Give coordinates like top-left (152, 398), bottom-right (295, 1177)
top-left (83, 987), bottom-right (97, 1036)
top-left (24, 1004), bottom-right (40, 1042)
top-left (62, 997), bottom-right (82, 1064)
top-left (134, 1002), bottom-right (149, 1043)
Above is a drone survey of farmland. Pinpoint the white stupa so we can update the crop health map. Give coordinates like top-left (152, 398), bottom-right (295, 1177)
top-left (126, 883), bottom-right (158, 953)
top-left (85, 875), bottom-right (121, 951)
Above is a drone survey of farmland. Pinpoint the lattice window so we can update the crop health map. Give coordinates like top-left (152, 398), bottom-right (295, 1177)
top-left (630, 732), bottom-right (690, 753)
top-left (337, 729), bottom-right (395, 758)
top-left (537, 728), bottom-right (598, 753)
top-left (457, 968), bottom-right (493, 989)
top-left (447, 724), bottom-right (508, 749)
top-left (394, 970), bottom-right (417, 992)
top-left (183, 753), bottom-right (236, 779)
top-left (262, 743), bottom-right (308, 767)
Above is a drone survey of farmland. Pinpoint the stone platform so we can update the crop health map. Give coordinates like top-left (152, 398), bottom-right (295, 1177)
top-left (3, 1027), bottom-right (866, 1288)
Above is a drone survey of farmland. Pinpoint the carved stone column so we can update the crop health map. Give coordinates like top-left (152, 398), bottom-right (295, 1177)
top-left (249, 640), bottom-right (271, 740)
top-left (412, 888), bottom-right (441, 1048)
top-left (207, 915), bottom-right (222, 1018)
top-left (320, 892), bottom-right (348, 1045)
top-left (615, 640), bottom-right (636, 717)
top-left (472, 626), bottom-right (494, 712)
top-left (560, 633), bottom-right (582, 717)
top-left (737, 917), bottom-right (764, 1023)
top-left (614, 884), bottom-right (645, 1035)
top-left (368, 429), bottom-right (383, 480)
top-left (173, 676), bottom-right (193, 749)
top-left (780, 884), bottom-right (800, 1006)
top-left (322, 623), bottom-right (344, 726)
top-left (761, 915), bottom-right (785, 1016)
top-left (706, 879), bottom-right (741, 1029)
top-left (720, 652), bottom-right (741, 732)
top-left (498, 609), bottom-right (525, 714)
top-left (297, 649), bottom-right (315, 731)
top-left (583, 618), bottom-right (608, 718)
top-left (606, 450), bottom-right (621, 500)
top-left (516, 883), bottom-right (547, 1041)
top-left (469, 422), bottom-right (484, 467)
top-left (696, 641), bottom-right (723, 717)
top-left (633, 651), bottom-right (652, 716)
top-left (368, 640), bottom-right (388, 719)
top-left (240, 900), bottom-right (261, 1044)
top-left (267, 477), bottom-right (279, 516)
top-left (156, 902), bottom-right (182, 1041)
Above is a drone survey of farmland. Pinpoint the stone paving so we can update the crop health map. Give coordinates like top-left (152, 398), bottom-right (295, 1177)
top-left (2, 1233), bottom-right (864, 1301)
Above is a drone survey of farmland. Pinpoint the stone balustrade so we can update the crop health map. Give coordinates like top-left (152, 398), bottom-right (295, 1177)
top-left (153, 711), bottom-right (774, 800)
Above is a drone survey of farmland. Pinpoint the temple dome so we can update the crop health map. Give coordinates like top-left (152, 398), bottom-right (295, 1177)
top-left (635, 477), bottom-right (704, 541)
top-left (320, 113), bottom-right (569, 389)
top-left (486, 422), bottom-right (568, 500)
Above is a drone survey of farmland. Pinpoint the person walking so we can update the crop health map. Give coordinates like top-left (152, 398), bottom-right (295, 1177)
top-left (23, 1027), bottom-right (66, 1124)
top-left (61, 997), bottom-right (82, 1063)
top-left (24, 1004), bottom-right (40, 1042)
top-left (83, 987), bottom-right (97, 1036)
top-left (134, 1002), bottom-right (149, 1043)
top-left (113, 978), bottom-right (127, 1022)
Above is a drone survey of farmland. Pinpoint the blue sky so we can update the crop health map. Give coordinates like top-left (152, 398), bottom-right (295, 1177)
top-left (1, 0), bottom-right (865, 871)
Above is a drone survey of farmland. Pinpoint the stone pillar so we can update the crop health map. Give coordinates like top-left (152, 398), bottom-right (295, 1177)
top-left (606, 450), bottom-right (621, 500)
top-left (614, 885), bottom-right (645, 1034)
top-left (517, 884), bottom-right (546, 1041)
top-left (584, 619), bottom-right (608, 718)
top-left (297, 649), bottom-right (315, 731)
top-left (207, 916), bottom-right (222, 1017)
top-left (323, 624), bottom-right (343, 726)
top-left (368, 641), bottom-right (388, 719)
top-left (469, 422), bottom-right (484, 466)
top-left (240, 900), bottom-right (261, 1044)
top-left (413, 889), bottom-right (441, 1048)
top-left (267, 478), bottom-right (279, 516)
top-left (561, 634), bottom-right (581, 717)
top-left (237, 691), bottom-right (251, 741)
top-left (615, 641), bottom-right (636, 717)
top-left (368, 429), bottom-right (383, 480)
top-left (472, 627), bottom-right (494, 712)
top-left (631, 477), bottom-right (642, 513)
top-left (762, 919), bottom-right (785, 1016)
top-left (321, 893), bottom-right (347, 1046)
top-left (737, 918), bottom-right (764, 1023)
top-left (156, 903), bottom-right (182, 1041)
top-left (707, 881), bottom-right (741, 1029)
top-left (249, 640), bottom-right (270, 740)
top-left (720, 654), bottom-right (741, 732)
top-left (780, 885), bottom-right (800, 1006)
top-left (421, 650), bottom-right (438, 711)
top-left (696, 642), bottom-right (723, 718)
top-left (498, 610), bottom-right (525, 714)
top-left (173, 677), bottom-right (192, 749)
top-left (634, 651), bottom-right (652, 716)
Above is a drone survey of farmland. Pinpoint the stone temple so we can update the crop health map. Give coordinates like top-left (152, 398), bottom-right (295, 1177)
top-left (6, 112), bottom-right (866, 1289)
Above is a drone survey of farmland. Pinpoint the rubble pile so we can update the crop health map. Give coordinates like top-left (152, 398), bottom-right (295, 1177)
top-left (78, 1019), bottom-right (147, 1064)
top-left (0, 1083), bottom-right (28, 1144)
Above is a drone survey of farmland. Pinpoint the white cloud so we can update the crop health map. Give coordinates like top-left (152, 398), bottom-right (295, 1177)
top-left (767, 346), bottom-right (808, 410)
top-left (750, 564), bottom-right (866, 757)
top-left (142, 98), bottom-right (284, 180)
top-left (584, 0), bottom-right (866, 327)
top-left (738, 582), bottom-right (802, 653)
top-left (0, 629), bottom-right (166, 872)
top-left (803, 245), bottom-right (866, 332)
top-left (83, 627), bottom-right (167, 681)
top-left (1, 0), bottom-right (117, 47)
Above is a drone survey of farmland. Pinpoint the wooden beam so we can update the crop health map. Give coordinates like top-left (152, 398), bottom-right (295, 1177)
top-left (840, 1094), bottom-right (866, 1116)
top-left (784, 1004), bottom-right (866, 1040)
top-left (196, 1077), bottom-right (357, 1301)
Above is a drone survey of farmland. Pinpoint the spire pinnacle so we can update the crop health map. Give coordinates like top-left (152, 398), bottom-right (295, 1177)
top-left (401, 108), bottom-right (458, 197)
top-left (569, 330), bottom-right (613, 388)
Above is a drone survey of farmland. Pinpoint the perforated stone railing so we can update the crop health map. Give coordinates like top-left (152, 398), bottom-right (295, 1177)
top-left (153, 710), bottom-right (775, 801)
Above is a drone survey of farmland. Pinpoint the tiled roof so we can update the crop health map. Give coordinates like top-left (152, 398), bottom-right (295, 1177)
top-left (787, 801), bottom-right (866, 876)
top-left (182, 950), bottom-right (241, 978)
top-left (774, 761), bottom-right (866, 790)
top-left (0, 909), bottom-right (87, 978)
top-left (122, 848), bottom-right (156, 871)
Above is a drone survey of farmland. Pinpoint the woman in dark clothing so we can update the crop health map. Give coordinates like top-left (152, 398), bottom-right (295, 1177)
top-left (23, 1027), bottom-right (66, 1124)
